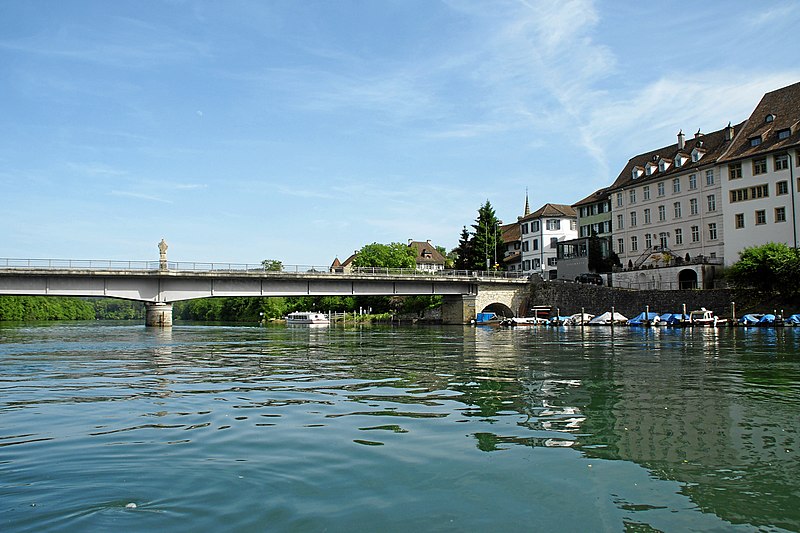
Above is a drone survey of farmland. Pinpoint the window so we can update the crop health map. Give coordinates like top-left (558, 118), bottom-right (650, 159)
top-left (705, 169), bottom-right (715, 186)
top-left (658, 205), bottom-right (666, 221)
top-left (550, 237), bottom-right (558, 249)
top-left (735, 213), bottom-right (745, 229)
top-left (672, 178), bottom-right (681, 193)
top-left (728, 164), bottom-right (742, 180)
top-left (644, 208), bottom-right (651, 224)
top-left (659, 159), bottom-right (670, 172)
top-left (630, 211), bottom-right (637, 227)
top-left (631, 235), bottom-right (638, 251)
top-left (522, 223), bottom-right (529, 234)
top-left (546, 219), bottom-right (560, 231)
top-left (523, 260), bottom-right (530, 271)
top-left (532, 221), bottom-right (540, 232)
top-left (689, 198), bottom-right (698, 216)
top-left (753, 158), bottom-right (767, 175)
top-left (707, 194), bottom-right (716, 212)
top-left (673, 202), bottom-right (682, 218)
top-left (775, 153), bottom-right (789, 170)
top-left (730, 184), bottom-right (769, 203)
top-left (617, 214), bottom-right (624, 230)
top-left (778, 181), bottom-right (789, 195)
top-left (708, 223), bottom-right (717, 240)
top-left (674, 228), bottom-right (683, 245)
top-left (749, 136), bottom-right (762, 147)
top-left (691, 226), bottom-right (700, 242)
top-left (570, 220), bottom-right (576, 231)
top-left (547, 257), bottom-right (558, 266)
top-left (643, 186), bottom-right (650, 200)
top-left (689, 174), bottom-right (697, 189)
top-left (617, 239), bottom-right (624, 254)
top-left (657, 182), bottom-right (665, 197)
top-left (533, 259), bottom-right (540, 269)
top-left (645, 234), bottom-right (652, 248)
top-left (629, 189), bottom-right (636, 204)
top-left (776, 207), bottom-right (786, 223)
top-left (778, 128), bottom-right (790, 140)
top-left (616, 192), bottom-right (623, 207)
top-left (522, 241), bottom-right (529, 252)
top-left (659, 232), bottom-right (668, 249)
top-left (755, 210), bottom-right (766, 225)
top-left (532, 239), bottom-right (539, 251)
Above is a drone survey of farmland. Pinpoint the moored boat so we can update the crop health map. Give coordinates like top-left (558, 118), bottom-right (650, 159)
top-left (286, 311), bottom-right (330, 325)
top-left (687, 308), bottom-right (727, 327)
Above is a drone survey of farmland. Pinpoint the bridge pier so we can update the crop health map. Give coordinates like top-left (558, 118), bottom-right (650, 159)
top-left (441, 294), bottom-right (477, 324)
top-left (145, 302), bottom-right (173, 328)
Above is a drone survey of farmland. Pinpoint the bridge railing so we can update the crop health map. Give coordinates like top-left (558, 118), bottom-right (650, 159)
top-left (0, 258), bottom-right (528, 280)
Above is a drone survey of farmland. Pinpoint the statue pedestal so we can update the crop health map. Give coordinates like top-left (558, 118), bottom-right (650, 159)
top-left (145, 302), bottom-right (173, 328)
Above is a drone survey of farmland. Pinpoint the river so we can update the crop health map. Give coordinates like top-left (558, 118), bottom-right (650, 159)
top-left (1, 322), bottom-right (798, 532)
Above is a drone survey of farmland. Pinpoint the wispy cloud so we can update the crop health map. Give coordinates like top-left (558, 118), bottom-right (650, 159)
top-left (110, 190), bottom-right (172, 204)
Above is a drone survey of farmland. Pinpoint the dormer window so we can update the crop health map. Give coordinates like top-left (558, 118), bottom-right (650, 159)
top-left (658, 158), bottom-right (671, 172)
top-left (645, 162), bottom-right (657, 176)
top-left (674, 153), bottom-right (687, 168)
top-left (750, 136), bottom-right (762, 147)
top-left (778, 128), bottom-right (791, 140)
top-left (766, 114), bottom-right (775, 123)
top-left (691, 148), bottom-right (705, 162)
top-left (631, 166), bottom-right (643, 179)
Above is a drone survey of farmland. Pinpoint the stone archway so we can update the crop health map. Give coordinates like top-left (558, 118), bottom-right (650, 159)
top-left (679, 269), bottom-right (698, 290)
top-left (480, 302), bottom-right (514, 318)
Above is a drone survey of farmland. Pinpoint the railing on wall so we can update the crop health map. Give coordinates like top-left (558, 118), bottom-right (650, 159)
top-left (0, 258), bottom-right (528, 280)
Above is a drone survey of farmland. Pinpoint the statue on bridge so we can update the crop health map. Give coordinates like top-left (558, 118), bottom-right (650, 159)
top-left (158, 239), bottom-right (168, 270)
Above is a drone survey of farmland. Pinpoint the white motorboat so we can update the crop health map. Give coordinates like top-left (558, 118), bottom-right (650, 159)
top-left (286, 311), bottom-right (330, 325)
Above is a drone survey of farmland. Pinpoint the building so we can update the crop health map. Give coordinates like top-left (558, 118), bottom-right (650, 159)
top-left (718, 81), bottom-right (800, 263)
top-left (500, 222), bottom-right (522, 272)
top-left (606, 123), bottom-right (743, 289)
top-left (519, 203), bottom-right (577, 279)
top-left (407, 240), bottom-right (447, 271)
top-left (557, 187), bottom-right (614, 281)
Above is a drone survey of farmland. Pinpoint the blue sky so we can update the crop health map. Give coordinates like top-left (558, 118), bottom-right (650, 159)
top-left (2, 1), bottom-right (800, 267)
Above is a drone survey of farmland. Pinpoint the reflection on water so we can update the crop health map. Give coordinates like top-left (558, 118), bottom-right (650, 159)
top-left (0, 322), bottom-right (798, 531)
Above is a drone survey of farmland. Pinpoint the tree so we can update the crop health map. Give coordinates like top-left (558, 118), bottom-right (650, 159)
top-left (453, 226), bottom-right (474, 270)
top-left (727, 242), bottom-right (800, 298)
top-left (352, 242), bottom-right (416, 269)
top-left (470, 200), bottom-right (503, 271)
top-left (261, 259), bottom-right (283, 271)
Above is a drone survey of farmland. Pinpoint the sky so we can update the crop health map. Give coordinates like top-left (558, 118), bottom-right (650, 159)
top-left (2, 1), bottom-right (800, 267)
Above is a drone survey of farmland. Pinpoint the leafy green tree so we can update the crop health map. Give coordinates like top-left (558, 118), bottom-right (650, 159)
top-left (352, 242), bottom-right (416, 269)
top-left (728, 242), bottom-right (800, 297)
top-left (261, 259), bottom-right (283, 271)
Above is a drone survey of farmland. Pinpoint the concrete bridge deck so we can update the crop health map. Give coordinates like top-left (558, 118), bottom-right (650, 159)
top-left (0, 258), bottom-right (531, 326)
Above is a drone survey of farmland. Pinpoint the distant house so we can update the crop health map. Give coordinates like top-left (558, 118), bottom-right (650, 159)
top-left (407, 240), bottom-right (446, 271)
top-left (330, 252), bottom-right (357, 273)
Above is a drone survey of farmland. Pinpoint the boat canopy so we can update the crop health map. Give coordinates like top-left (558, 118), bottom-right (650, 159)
top-left (658, 313), bottom-right (687, 325)
top-left (786, 314), bottom-right (800, 324)
top-left (627, 312), bottom-right (660, 325)
top-left (588, 311), bottom-right (628, 325)
top-left (738, 314), bottom-right (762, 325)
top-left (757, 314), bottom-right (777, 324)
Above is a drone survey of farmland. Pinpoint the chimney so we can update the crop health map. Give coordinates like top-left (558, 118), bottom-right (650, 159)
top-left (695, 128), bottom-right (702, 139)
top-left (724, 122), bottom-right (734, 141)
top-left (408, 239), bottom-right (413, 245)
top-left (426, 239), bottom-right (431, 245)
top-left (677, 130), bottom-right (685, 150)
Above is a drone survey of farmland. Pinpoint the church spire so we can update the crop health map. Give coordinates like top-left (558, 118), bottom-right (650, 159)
top-left (523, 188), bottom-right (530, 217)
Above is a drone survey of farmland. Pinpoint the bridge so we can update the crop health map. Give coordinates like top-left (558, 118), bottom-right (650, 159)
top-left (0, 258), bottom-right (532, 326)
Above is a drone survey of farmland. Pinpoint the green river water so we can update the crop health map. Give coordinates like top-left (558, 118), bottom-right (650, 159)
top-left (1, 322), bottom-right (798, 532)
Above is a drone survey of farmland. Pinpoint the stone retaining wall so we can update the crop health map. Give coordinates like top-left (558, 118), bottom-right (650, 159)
top-left (526, 281), bottom-right (739, 318)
